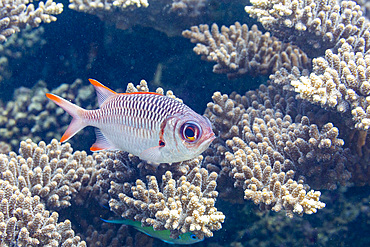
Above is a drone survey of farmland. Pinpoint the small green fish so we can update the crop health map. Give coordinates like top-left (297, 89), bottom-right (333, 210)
top-left (102, 218), bottom-right (204, 245)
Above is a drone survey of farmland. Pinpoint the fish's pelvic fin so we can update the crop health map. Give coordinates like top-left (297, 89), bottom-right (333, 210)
top-left (46, 93), bottom-right (87, 143)
top-left (139, 146), bottom-right (163, 165)
top-left (90, 129), bottom-right (117, 151)
top-left (88, 79), bottom-right (117, 107)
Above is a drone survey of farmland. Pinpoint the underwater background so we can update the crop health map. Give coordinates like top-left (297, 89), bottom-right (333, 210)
top-left (1, 0), bottom-right (370, 246)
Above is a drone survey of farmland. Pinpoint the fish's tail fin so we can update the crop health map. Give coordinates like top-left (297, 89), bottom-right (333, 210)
top-left (46, 93), bottom-right (87, 142)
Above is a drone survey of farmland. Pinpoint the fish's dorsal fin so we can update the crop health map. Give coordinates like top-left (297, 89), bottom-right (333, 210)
top-left (88, 78), bottom-right (117, 107)
top-left (90, 129), bottom-right (117, 152)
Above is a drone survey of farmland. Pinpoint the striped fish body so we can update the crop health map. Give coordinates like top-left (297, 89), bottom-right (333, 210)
top-left (46, 79), bottom-right (215, 164)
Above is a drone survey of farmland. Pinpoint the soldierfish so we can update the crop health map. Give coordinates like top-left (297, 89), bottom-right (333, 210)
top-left (46, 79), bottom-right (215, 164)
top-left (102, 218), bottom-right (203, 245)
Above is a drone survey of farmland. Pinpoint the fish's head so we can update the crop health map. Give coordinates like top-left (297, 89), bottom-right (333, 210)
top-left (162, 232), bottom-right (204, 245)
top-left (162, 112), bottom-right (215, 162)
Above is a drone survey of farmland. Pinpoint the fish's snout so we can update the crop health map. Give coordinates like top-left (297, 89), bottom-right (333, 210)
top-left (206, 131), bottom-right (216, 142)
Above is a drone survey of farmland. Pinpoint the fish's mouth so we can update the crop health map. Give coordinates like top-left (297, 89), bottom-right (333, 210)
top-left (203, 131), bottom-right (216, 144)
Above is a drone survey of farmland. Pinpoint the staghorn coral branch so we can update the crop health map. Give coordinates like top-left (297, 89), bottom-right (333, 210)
top-left (0, 179), bottom-right (86, 246)
top-left (183, 22), bottom-right (311, 79)
top-left (245, 0), bottom-right (370, 57)
top-left (0, 139), bottom-right (97, 210)
top-left (108, 158), bottom-right (225, 239)
top-left (288, 41), bottom-right (370, 130)
top-left (204, 83), bottom-right (352, 216)
top-left (0, 0), bottom-right (63, 42)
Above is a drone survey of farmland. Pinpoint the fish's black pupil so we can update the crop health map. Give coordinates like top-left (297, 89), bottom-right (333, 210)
top-left (191, 234), bottom-right (197, 239)
top-left (159, 140), bottom-right (165, 147)
top-left (185, 127), bottom-right (195, 138)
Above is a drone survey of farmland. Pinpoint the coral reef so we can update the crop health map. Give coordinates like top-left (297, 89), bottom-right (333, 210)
top-left (170, 0), bottom-right (208, 17)
top-left (205, 84), bottom-right (351, 191)
top-left (198, 81), bottom-right (359, 217)
top-left (0, 139), bottom-right (97, 210)
top-left (183, 22), bottom-right (311, 79)
top-left (0, 79), bottom-right (96, 150)
top-left (0, 179), bottom-right (85, 246)
top-left (109, 165), bottom-right (224, 239)
top-left (0, 26), bottom-right (46, 83)
top-left (245, 0), bottom-right (370, 57)
top-left (224, 137), bottom-right (326, 218)
top-left (289, 41), bottom-right (370, 130)
top-left (0, 141), bottom-right (10, 154)
top-left (69, 0), bottom-right (149, 13)
top-left (0, 0), bottom-right (63, 42)
top-left (352, 0), bottom-right (370, 19)
top-left (0, 0), bottom-right (369, 245)
top-left (68, 0), bottom-right (212, 36)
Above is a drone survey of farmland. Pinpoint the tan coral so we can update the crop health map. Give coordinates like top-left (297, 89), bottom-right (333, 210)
top-left (109, 163), bottom-right (224, 239)
top-left (0, 179), bottom-right (86, 246)
top-left (291, 41), bottom-right (370, 130)
top-left (245, 0), bottom-right (370, 56)
top-left (0, 139), bottom-right (97, 210)
top-left (170, 0), bottom-right (208, 17)
top-left (183, 22), bottom-right (311, 79)
top-left (68, 0), bottom-right (208, 36)
top-left (225, 137), bottom-right (326, 218)
top-left (0, 79), bottom-right (96, 150)
top-left (0, 0), bottom-right (63, 42)
top-left (68, 0), bottom-right (148, 13)
top-left (205, 84), bottom-right (351, 194)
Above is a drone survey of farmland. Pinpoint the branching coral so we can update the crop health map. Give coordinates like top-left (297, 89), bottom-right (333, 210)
top-left (0, 0), bottom-right (63, 42)
top-left (0, 79), bottom-right (96, 150)
top-left (69, 0), bottom-right (210, 36)
top-left (245, 0), bottom-right (370, 57)
top-left (183, 22), bottom-right (311, 79)
top-left (224, 140), bottom-right (325, 218)
top-left (203, 83), bottom-right (353, 216)
top-left (69, 0), bottom-right (149, 13)
top-left (289, 41), bottom-right (370, 130)
top-left (0, 179), bottom-right (86, 246)
top-left (0, 139), bottom-right (97, 210)
top-left (170, 0), bottom-right (208, 17)
top-left (109, 164), bottom-right (224, 239)
top-left (0, 26), bottom-right (46, 83)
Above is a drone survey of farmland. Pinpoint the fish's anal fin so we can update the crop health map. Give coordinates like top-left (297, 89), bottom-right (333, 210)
top-left (90, 129), bottom-right (117, 152)
top-left (88, 79), bottom-right (117, 107)
top-left (139, 146), bottom-right (163, 165)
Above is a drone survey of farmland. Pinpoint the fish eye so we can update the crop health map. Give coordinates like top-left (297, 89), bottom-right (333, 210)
top-left (180, 122), bottom-right (201, 143)
top-left (190, 234), bottom-right (197, 240)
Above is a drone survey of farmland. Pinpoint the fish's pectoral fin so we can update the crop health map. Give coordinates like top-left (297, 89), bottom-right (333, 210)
top-left (90, 129), bottom-right (117, 152)
top-left (139, 146), bottom-right (163, 164)
top-left (88, 79), bottom-right (117, 107)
